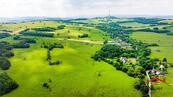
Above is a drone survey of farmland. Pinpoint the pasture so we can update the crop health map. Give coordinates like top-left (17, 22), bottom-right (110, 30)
top-left (131, 32), bottom-right (173, 97)
top-left (0, 20), bottom-right (141, 97)
top-left (2, 38), bottom-right (141, 97)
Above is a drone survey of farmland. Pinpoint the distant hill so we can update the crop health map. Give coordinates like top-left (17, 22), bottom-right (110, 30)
top-left (0, 17), bottom-right (64, 23)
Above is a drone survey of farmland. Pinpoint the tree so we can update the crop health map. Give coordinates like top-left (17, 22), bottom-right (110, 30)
top-left (0, 73), bottom-right (18, 96)
top-left (162, 58), bottom-right (167, 63)
top-left (78, 34), bottom-right (89, 38)
top-left (0, 57), bottom-right (11, 70)
top-left (47, 50), bottom-right (51, 61)
top-left (127, 67), bottom-right (134, 77)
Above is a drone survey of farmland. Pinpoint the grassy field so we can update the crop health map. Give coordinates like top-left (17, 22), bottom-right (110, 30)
top-left (131, 32), bottom-right (173, 63)
top-left (119, 22), bottom-right (150, 28)
top-left (131, 32), bottom-right (173, 97)
top-left (1, 39), bottom-right (141, 97)
top-left (0, 20), bottom-right (142, 97)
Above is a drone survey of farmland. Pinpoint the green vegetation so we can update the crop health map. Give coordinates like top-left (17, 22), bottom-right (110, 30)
top-left (31, 27), bottom-right (56, 32)
top-left (20, 31), bottom-right (54, 37)
top-left (0, 33), bottom-right (11, 39)
top-left (131, 32), bottom-right (173, 97)
top-left (78, 33), bottom-right (89, 38)
top-left (1, 17), bottom-right (173, 97)
top-left (0, 19), bottom-right (142, 97)
top-left (131, 32), bottom-right (173, 63)
top-left (0, 73), bottom-right (18, 96)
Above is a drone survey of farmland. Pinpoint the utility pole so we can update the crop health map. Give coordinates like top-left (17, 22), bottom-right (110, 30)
top-left (107, 8), bottom-right (111, 23)
top-left (109, 9), bottom-right (111, 18)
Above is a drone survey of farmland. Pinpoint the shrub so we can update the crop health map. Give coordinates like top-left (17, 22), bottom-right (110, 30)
top-left (0, 57), bottom-right (11, 70)
top-left (78, 34), bottom-right (89, 38)
top-left (13, 41), bottom-right (30, 48)
top-left (20, 31), bottom-right (54, 37)
top-left (0, 73), bottom-right (18, 96)
top-left (0, 49), bottom-right (14, 58)
top-left (57, 25), bottom-right (66, 30)
top-left (49, 61), bottom-right (62, 65)
top-left (0, 41), bottom-right (13, 50)
top-left (134, 79), bottom-right (149, 97)
top-left (127, 67), bottom-right (134, 77)
top-left (0, 33), bottom-right (11, 39)
top-left (32, 27), bottom-right (56, 32)
top-left (42, 43), bottom-right (64, 50)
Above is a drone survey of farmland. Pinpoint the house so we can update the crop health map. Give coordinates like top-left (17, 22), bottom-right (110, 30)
top-left (120, 57), bottom-right (127, 64)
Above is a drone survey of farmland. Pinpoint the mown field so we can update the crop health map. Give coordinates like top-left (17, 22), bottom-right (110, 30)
top-left (131, 32), bottom-right (173, 97)
top-left (0, 21), bottom-right (141, 97)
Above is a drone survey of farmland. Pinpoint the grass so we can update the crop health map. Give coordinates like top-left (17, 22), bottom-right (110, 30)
top-left (131, 32), bottom-right (173, 97)
top-left (119, 22), bottom-right (150, 28)
top-left (0, 20), bottom-right (141, 97)
top-left (1, 39), bottom-right (141, 97)
top-left (152, 67), bottom-right (173, 97)
top-left (131, 32), bottom-right (173, 63)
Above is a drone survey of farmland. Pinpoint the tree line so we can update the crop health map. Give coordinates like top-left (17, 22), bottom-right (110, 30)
top-left (41, 42), bottom-right (64, 65)
top-left (0, 41), bottom-right (18, 95)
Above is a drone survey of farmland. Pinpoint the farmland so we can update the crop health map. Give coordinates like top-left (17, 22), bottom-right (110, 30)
top-left (0, 20), bottom-right (141, 97)
top-left (131, 32), bottom-right (173, 97)
top-left (1, 17), bottom-right (173, 97)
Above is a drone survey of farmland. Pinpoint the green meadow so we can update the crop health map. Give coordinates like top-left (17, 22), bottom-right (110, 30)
top-left (0, 21), bottom-right (141, 97)
top-left (131, 32), bottom-right (173, 63)
top-left (131, 32), bottom-right (173, 97)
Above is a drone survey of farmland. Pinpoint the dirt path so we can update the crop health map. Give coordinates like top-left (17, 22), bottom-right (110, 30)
top-left (67, 39), bottom-right (103, 45)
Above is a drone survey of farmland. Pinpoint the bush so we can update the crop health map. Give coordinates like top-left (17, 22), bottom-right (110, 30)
top-left (57, 25), bottom-right (66, 30)
top-left (127, 67), bottom-right (134, 77)
top-left (20, 31), bottom-right (54, 37)
top-left (13, 36), bottom-right (20, 40)
top-left (0, 33), bottom-right (11, 39)
top-left (170, 63), bottom-right (173, 67)
top-left (134, 79), bottom-right (149, 97)
top-left (42, 43), bottom-right (64, 50)
top-left (0, 73), bottom-right (18, 96)
top-left (0, 57), bottom-right (11, 70)
top-left (13, 36), bottom-right (36, 44)
top-left (78, 34), bottom-right (89, 38)
top-left (0, 49), bottom-right (14, 58)
top-left (13, 41), bottom-right (30, 48)
top-left (23, 38), bottom-right (36, 43)
top-left (49, 61), bottom-right (62, 65)
top-left (32, 27), bottom-right (56, 32)
top-left (0, 41), bottom-right (13, 50)
top-left (148, 43), bottom-right (159, 46)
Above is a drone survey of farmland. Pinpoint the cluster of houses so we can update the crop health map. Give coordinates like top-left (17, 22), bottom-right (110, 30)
top-left (107, 39), bottom-right (132, 49)
top-left (119, 56), bottom-right (165, 77)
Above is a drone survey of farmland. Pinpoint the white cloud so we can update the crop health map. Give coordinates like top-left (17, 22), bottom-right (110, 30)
top-left (0, 0), bottom-right (65, 17)
top-left (0, 0), bottom-right (173, 17)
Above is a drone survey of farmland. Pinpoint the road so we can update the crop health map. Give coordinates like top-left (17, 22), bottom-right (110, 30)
top-left (146, 70), bottom-right (152, 97)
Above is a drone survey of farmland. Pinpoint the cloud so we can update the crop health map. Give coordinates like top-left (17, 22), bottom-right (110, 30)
top-left (0, 0), bottom-right (172, 17)
top-left (65, 0), bottom-right (173, 17)
top-left (0, 0), bottom-right (65, 17)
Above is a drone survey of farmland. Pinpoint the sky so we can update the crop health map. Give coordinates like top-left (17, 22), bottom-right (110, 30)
top-left (0, 0), bottom-right (173, 17)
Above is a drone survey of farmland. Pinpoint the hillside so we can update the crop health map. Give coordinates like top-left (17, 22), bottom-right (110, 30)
top-left (0, 17), bottom-right (173, 97)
